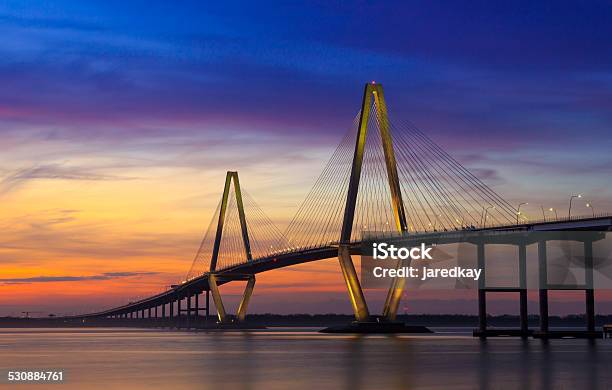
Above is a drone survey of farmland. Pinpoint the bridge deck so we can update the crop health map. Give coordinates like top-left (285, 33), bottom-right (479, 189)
top-left (68, 214), bottom-right (611, 319)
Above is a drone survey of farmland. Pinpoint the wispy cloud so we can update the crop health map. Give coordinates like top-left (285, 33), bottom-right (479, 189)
top-left (0, 271), bottom-right (158, 285)
top-left (0, 164), bottom-right (136, 196)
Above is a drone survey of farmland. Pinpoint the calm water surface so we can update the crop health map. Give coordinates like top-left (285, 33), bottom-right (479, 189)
top-left (0, 327), bottom-right (611, 389)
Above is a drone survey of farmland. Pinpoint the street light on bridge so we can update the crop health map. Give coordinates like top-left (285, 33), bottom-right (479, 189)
top-left (586, 201), bottom-right (595, 217)
top-left (549, 207), bottom-right (558, 220)
top-left (516, 202), bottom-right (528, 224)
top-left (568, 194), bottom-right (582, 218)
top-left (454, 217), bottom-right (466, 230)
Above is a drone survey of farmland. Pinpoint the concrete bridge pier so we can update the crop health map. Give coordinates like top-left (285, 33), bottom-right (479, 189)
top-left (186, 294), bottom-right (192, 328)
top-left (534, 238), bottom-right (601, 339)
top-left (161, 302), bottom-right (166, 326)
top-left (519, 243), bottom-right (529, 334)
top-left (176, 298), bottom-right (182, 328)
top-left (194, 293), bottom-right (199, 325)
top-left (208, 274), bottom-right (259, 327)
top-left (237, 276), bottom-right (256, 322)
top-left (474, 240), bottom-right (531, 338)
top-left (206, 290), bottom-right (210, 321)
top-left (338, 245), bottom-right (369, 322)
top-left (477, 242), bottom-right (487, 334)
top-left (585, 240), bottom-right (596, 332)
top-left (538, 240), bottom-right (549, 334)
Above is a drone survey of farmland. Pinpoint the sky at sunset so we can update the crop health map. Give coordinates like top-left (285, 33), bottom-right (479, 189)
top-left (1, 1), bottom-right (611, 316)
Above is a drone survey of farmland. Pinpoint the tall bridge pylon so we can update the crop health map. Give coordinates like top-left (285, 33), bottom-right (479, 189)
top-left (208, 171), bottom-right (254, 323)
top-left (339, 82), bottom-right (408, 322)
top-left (210, 171), bottom-right (253, 272)
top-left (187, 171), bottom-right (287, 323)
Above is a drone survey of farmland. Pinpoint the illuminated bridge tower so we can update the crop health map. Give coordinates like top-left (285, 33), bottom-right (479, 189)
top-left (207, 171), bottom-right (257, 324)
top-left (338, 82), bottom-right (409, 323)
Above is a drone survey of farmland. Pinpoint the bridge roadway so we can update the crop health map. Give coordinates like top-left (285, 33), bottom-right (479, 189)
top-left (69, 215), bottom-right (611, 320)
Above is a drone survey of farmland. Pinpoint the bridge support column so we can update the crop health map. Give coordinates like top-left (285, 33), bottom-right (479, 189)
top-left (538, 240), bottom-right (549, 333)
top-left (209, 274), bottom-right (256, 324)
top-left (177, 298), bottom-right (182, 328)
top-left (237, 276), bottom-right (256, 322)
top-left (206, 290), bottom-right (210, 323)
top-left (585, 240), bottom-right (595, 332)
top-left (195, 293), bottom-right (199, 319)
top-left (519, 243), bottom-right (529, 334)
top-left (477, 243), bottom-right (487, 333)
top-left (474, 241), bottom-right (531, 338)
top-left (187, 295), bottom-right (192, 328)
top-left (382, 260), bottom-right (407, 321)
top-left (532, 236), bottom-right (602, 339)
top-left (338, 245), bottom-right (370, 322)
top-left (208, 274), bottom-right (227, 323)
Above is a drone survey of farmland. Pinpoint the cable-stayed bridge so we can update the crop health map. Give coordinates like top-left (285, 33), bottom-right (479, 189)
top-left (66, 83), bottom-right (612, 336)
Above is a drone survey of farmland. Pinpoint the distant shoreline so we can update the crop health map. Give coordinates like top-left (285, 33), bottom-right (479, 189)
top-left (2, 313), bottom-right (611, 328)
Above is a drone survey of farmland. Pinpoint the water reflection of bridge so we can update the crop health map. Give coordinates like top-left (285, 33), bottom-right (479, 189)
top-left (65, 83), bottom-right (612, 337)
